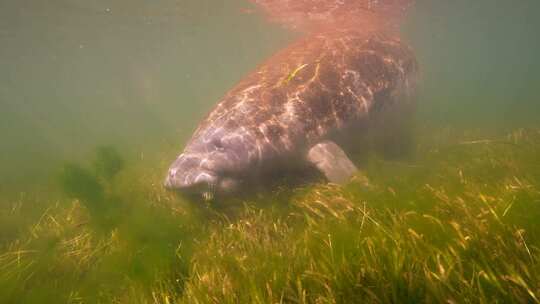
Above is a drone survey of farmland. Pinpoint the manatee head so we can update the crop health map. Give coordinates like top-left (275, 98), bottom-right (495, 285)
top-left (164, 133), bottom-right (250, 200)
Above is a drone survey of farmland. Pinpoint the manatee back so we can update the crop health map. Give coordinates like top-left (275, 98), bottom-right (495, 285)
top-left (189, 30), bottom-right (417, 165)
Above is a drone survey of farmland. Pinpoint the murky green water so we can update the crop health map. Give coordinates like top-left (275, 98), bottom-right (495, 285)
top-left (0, 0), bottom-right (294, 197)
top-left (1, 0), bottom-right (539, 194)
top-left (1, 0), bottom-right (539, 303)
top-left (409, 0), bottom-right (540, 128)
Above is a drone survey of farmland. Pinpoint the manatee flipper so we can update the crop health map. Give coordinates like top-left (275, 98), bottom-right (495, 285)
top-left (307, 141), bottom-right (359, 184)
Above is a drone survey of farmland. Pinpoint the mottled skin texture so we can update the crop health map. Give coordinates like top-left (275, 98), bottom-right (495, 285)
top-left (165, 29), bottom-right (417, 198)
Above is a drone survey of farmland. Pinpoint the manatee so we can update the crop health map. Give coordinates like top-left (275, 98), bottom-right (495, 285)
top-left (164, 1), bottom-right (418, 200)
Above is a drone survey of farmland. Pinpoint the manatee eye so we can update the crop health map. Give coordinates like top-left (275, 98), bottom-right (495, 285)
top-left (211, 138), bottom-right (224, 151)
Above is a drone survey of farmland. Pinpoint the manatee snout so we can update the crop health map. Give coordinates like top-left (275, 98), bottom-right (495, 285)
top-left (164, 153), bottom-right (216, 189)
top-left (164, 153), bottom-right (241, 200)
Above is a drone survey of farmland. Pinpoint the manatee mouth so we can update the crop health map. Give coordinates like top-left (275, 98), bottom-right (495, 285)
top-left (164, 169), bottom-right (242, 201)
top-left (164, 167), bottom-right (219, 199)
top-left (164, 153), bottom-right (242, 201)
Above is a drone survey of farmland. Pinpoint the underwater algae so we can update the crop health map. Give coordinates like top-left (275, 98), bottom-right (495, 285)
top-left (1, 128), bottom-right (540, 303)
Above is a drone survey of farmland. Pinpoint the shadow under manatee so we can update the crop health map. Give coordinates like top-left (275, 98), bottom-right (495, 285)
top-left (369, 101), bottom-right (417, 161)
top-left (174, 165), bottom-right (322, 218)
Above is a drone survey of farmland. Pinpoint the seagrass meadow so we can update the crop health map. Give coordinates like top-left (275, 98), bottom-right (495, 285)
top-left (1, 0), bottom-right (540, 303)
top-left (1, 127), bottom-right (540, 303)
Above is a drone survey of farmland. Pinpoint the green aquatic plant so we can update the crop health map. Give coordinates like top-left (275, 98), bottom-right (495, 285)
top-left (58, 162), bottom-right (116, 230)
top-left (58, 146), bottom-right (126, 228)
top-left (93, 145), bottom-right (125, 181)
top-left (2, 128), bottom-right (540, 303)
top-left (59, 163), bottom-right (104, 204)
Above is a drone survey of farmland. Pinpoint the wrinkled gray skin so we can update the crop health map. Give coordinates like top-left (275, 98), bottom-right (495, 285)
top-left (164, 127), bottom-right (251, 199)
top-left (164, 30), bottom-right (417, 200)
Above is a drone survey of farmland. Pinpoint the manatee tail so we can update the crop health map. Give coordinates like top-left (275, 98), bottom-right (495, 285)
top-left (249, 0), bottom-right (414, 33)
